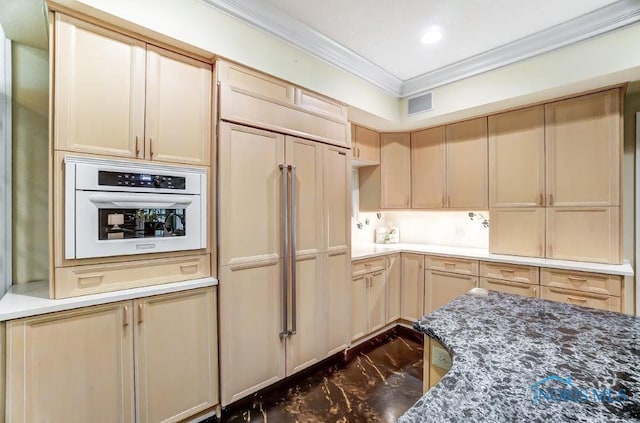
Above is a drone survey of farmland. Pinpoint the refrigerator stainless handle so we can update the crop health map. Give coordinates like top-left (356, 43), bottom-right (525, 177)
top-left (289, 165), bottom-right (297, 336)
top-left (279, 164), bottom-right (289, 339)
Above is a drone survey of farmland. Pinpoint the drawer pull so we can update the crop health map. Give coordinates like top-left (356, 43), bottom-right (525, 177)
top-left (499, 269), bottom-right (515, 275)
top-left (137, 304), bottom-right (143, 324)
top-left (549, 288), bottom-right (608, 301)
top-left (567, 296), bottom-right (587, 303)
top-left (567, 277), bottom-right (588, 284)
top-left (77, 274), bottom-right (104, 287)
top-left (180, 264), bottom-right (198, 274)
top-left (444, 262), bottom-right (456, 267)
top-left (123, 305), bottom-right (129, 327)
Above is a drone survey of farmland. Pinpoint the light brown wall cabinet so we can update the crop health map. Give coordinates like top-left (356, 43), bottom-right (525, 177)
top-left (445, 118), bottom-right (489, 209)
top-left (351, 258), bottom-right (386, 341)
top-left (380, 133), bottom-right (412, 208)
top-left (54, 13), bottom-right (212, 165)
top-left (351, 124), bottom-right (380, 165)
top-left (217, 60), bottom-right (349, 148)
top-left (489, 89), bottom-right (622, 263)
top-left (360, 119), bottom-right (488, 211)
top-left (5, 288), bottom-right (219, 423)
top-left (411, 126), bottom-right (446, 208)
top-left (218, 122), bottom-right (350, 406)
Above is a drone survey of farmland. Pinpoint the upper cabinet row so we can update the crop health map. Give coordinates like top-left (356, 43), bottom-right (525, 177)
top-left (360, 117), bottom-right (488, 210)
top-left (217, 60), bottom-right (349, 148)
top-left (54, 14), bottom-right (212, 166)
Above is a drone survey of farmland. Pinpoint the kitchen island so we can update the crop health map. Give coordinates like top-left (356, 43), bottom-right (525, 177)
top-left (399, 290), bottom-right (640, 422)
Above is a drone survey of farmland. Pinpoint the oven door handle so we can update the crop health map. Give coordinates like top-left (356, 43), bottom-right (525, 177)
top-left (88, 194), bottom-right (194, 209)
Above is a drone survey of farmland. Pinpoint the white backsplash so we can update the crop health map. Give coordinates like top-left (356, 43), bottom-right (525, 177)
top-left (351, 212), bottom-right (385, 245)
top-left (352, 211), bottom-right (489, 249)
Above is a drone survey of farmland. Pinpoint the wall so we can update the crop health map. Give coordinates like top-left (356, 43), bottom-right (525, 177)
top-left (352, 211), bottom-right (489, 249)
top-left (624, 92), bottom-right (639, 315)
top-left (11, 42), bottom-right (48, 284)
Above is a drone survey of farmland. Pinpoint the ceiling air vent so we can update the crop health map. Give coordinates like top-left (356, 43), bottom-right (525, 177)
top-left (407, 92), bottom-right (433, 115)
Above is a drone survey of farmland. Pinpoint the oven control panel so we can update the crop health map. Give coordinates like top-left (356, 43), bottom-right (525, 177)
top-left (98, 171), bottom-right (186, 189)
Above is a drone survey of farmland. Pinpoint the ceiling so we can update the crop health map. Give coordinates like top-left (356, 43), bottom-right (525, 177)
top-left (204, 0), bottom-right (640, 97)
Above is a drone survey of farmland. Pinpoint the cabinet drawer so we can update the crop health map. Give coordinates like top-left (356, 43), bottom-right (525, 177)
top-left (480, 262), bottom-right (539, 285)
top-left (480, 277), bottom-right (538, 298)
top-left (540, 269), bottom-right (621, 297)
top-left (426, 256), bottom-right (478, 276)
top-left (540, 286), bottom-right (620, 313)
top-left (352, 257), bottom-right (386, 276)
top-left (54, 254), bottom-right (211, 298)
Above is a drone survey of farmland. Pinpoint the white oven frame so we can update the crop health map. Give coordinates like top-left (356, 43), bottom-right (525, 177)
top-left (64, 155), bottom-right (207, 260)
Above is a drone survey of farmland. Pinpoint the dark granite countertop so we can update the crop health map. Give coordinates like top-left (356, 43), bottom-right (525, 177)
top-left (399, 290), bottom-right (640, 422)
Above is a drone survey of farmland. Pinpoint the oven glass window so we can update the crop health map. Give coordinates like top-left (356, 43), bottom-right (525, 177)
top-left (98, 208), bottom-right (186, 240)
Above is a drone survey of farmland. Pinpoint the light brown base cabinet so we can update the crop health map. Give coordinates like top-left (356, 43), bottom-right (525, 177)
top-left (479, 262), bottom-right (539, 298)
top-left (385, 253), bottom-right (401, 323)
top-left (423, 337), bottom-right (451, 393)
top-left (351, 258), bottom-right (386, 342)
top-left (540, 268), bottom-right (622, 312)
top-left (424, 256), bottom-right (479, 314)
top-left (5, 287), bottom-right (219, 423)
top-left (400, 253), bottom-right (425, 322)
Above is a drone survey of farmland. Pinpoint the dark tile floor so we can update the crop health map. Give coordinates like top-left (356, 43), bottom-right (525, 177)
top-left (216, 332), bottom-right (423, 423)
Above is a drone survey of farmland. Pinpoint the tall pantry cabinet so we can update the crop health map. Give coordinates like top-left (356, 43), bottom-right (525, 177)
top-left (489, 89), bottom-right (622, 263)
top-left (217, 62), bottom-right (351, 406)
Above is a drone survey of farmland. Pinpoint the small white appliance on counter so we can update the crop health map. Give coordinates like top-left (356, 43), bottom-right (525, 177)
top-left (64, 155), bottom-right (207, 259)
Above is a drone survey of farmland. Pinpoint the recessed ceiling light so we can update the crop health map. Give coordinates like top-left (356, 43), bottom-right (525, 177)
top-left (421, 27), bottom-right (443, 44)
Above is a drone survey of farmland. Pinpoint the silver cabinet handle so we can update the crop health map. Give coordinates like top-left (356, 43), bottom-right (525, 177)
top-left (279, 164), bottom-right (289, 339)
top-left (289, 164), bottom-right (297, 336)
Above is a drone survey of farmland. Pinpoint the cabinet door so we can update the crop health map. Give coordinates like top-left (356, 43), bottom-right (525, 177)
top-left (351, 273), bottom-right (368, 342)
top-left (218, 123), bottom-right (285, 265)
top-left (401, 253), bottom-right (425, 321)
top-left (324, 145), bottom-right (351, 253)
top-left (287, 136), bottom-right (324, 256)
top-left (286, 254), bottom-right (323, 376)
top-left (135, 288), bottom-right (218, 423)
top-left (546, 207), bottom-right (620, 264)
top-left (54, 14), bottom-right (145, 158)
top-left (386, 253), bottom-right (402, 323)
top-left (6, 303), bottom-right (135, 423)
top-left (446, 117), bottom-right (488, 209)
top-left (219, 262), bottom-right (286, 406)
top-left (369, 270), bottom-right (386, 333)
top-left (354, 125), bottom-right (380, 164)
top-left (145, 46), bottom-right (212, 165)
top-left (325, 251), bottom-right (350, 355)
top-left (488, 106), bottom-right (545, 207)
top-left (479, 277), bottom-right (538, 298)
top-left (411, 126), bottom-right (446, 208)
top-left (424, 270), bottom-right (477, 314)
top-left (545, 89), bottom-right (621, 207)
top-left (489, 208), bottom-right (545, 257)
top-left (380, 133), bottom-right (411, 208)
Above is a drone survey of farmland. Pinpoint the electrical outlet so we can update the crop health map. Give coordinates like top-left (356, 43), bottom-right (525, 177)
top-left (432, 346), bottom-right (452, 370)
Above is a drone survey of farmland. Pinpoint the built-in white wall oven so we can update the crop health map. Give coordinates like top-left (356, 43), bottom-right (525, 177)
top-left (64, 155), bottom-right (207, 259)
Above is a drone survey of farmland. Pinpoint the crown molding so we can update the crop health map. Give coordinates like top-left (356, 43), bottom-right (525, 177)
top-left (402, 0), bottom-right (640, 97)
top-left (201, 0), bottom-right (403, 96)
top-left (202, 0), bottom-right (640, 99)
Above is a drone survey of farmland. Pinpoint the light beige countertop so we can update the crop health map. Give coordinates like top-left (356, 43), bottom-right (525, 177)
top-left (351, 243), bottom-right (634, 276)
top-left (0, 277), bottom-right (218, 322)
